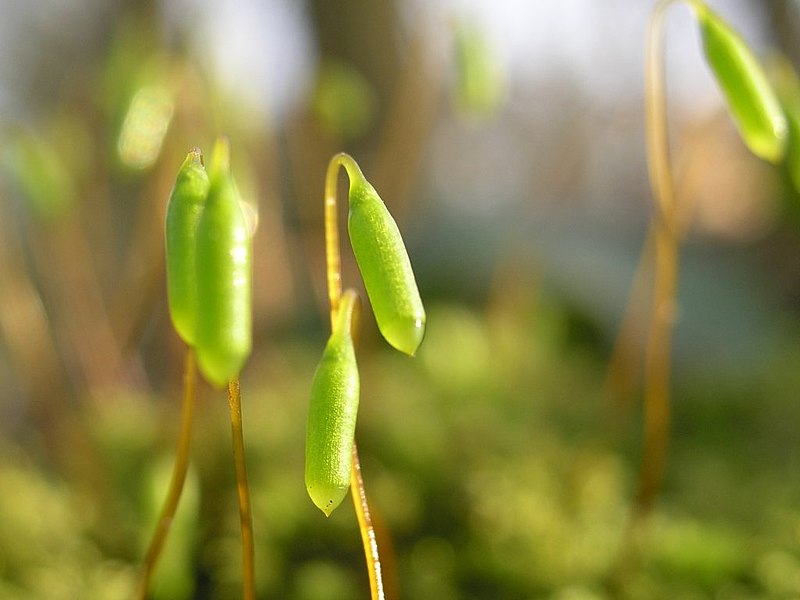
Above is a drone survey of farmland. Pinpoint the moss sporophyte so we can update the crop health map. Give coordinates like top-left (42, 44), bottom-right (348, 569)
top-left (141, 139), bottom-right (256, 600)
top-left (347, 165), bottom-right (425, 356)
top-left (612, 0), bottom-right (789, 550)
top-left (305, 152), bottom-right (426, 599)
top-left (165, 148), bottom-right (208, 346)
top-left (165, 140), bottom-right (254, 386)
top-left (305, 288), bottom-right (361, 516)
top-left (306, 153), bottom-right (425, 516)
top-left (693, 2), bottom-right (787, 163)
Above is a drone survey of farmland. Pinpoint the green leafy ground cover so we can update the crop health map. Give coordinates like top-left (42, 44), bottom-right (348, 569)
top-left (1, 294), bottom-right (799, 599)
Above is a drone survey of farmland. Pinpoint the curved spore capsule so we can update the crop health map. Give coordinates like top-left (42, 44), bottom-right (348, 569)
top-left (695, 3), bottom-right (787, 163)
top-left (346, 164), bottom-right (425, 356)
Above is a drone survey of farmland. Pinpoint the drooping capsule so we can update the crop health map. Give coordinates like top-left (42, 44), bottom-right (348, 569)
top-left (165, 149), bottom-right (209, 346)
top-left (346, 162), bottom-right (425, 356)
top-left (305, 289), bottom-right (361, 516)
top-left (194, 139), bottom-right (252, 387)
top-left (695, 3), bottom-right (787, 163)
top-left (772, 57), bottom-right (800, 194)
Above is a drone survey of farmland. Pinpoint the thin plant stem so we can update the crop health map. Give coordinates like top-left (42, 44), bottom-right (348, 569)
top-left (324, 152), bottom-right (387, 600)
top-left (636, 0), bottom-right (704, 515)
top-left (350, 442), bottom-right (386, 600)
top-left (228, 376), bottom-right (256, 600)
top-left (138, 348), bottom-right (198, 600)
top-left (604, 226), bottom-right (655, 410)
top-left (324, 154), bottom-right (345, 323)
top-left (608, 4), bottom-right (695, 588)
top-left (636, 221), bottom-right (679, 513)
top-left (646, 0), bottom-right (679, 228)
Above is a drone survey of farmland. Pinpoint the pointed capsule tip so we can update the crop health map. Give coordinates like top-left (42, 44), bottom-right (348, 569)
top-left (184, 147), bottom-right (205, 169)
top-left (308, 484), bottom-right (349, 517)
top-left (313, 496), bottom-right (341, 518)
top-left (382, 316), bottom-right (426, 356)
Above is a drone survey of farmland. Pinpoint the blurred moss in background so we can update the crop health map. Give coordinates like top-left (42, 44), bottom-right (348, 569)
top-left (1, 0), bottom-right (800, 598)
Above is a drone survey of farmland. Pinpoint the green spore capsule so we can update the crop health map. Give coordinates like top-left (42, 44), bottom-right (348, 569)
top-left (165, 148), bottom-right (209, 346)
top-left (345, 162), bottom-right (425, 356)
top-left (305, 289), bottom-right (361, 516)
top-left (194, 139), bottom-right (252, 387)
top-left (695, 3), bottom-right (787, 163)
top-left (773, 58), bottom-right (800, 194)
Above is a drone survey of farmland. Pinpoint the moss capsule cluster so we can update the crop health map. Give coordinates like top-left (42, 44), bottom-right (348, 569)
top-left (164, 139), bottom-right (252, 387)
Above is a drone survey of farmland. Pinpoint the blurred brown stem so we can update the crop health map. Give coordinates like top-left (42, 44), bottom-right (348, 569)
top-left (608, 2), bottom-right (688, 587)
top-left (604, 227), bottom-right (654, 412)
top-left (228, 376), bottom-right (256, 600)
top-left (137, 348), bottom-right (197, 599)
top-left (636, 0), bottom-right (692, 517)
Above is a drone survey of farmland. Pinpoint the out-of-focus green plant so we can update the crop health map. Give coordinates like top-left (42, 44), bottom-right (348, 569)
top-left (1, 130), bottom-right (76, 220)
top-left (195, 139), bottom-right (253, 388)
top-left (452, 19), bottom-right (505, 121)
top-left (771, 57), bottom-right (800, 203)
top-left (143, 456), bottom-right (200, 600)
top-left (0, 447), bottom-right (137, 598)
top-left (312, 59), bottom-right (377, 141)
top-left (694, 2), bottom-right (787, 163)
top-left (614, 0), bottom-right (791, 576)
top-left (117, 82), bottom-right (174, 171)
top-left (140, 139), bottom-right (256, 600)
top-left (165, 149), bottom-right (210, 346)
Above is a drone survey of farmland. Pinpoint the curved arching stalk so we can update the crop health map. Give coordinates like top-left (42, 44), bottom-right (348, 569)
top-left (605, 0), bottom-right (702, 415)
top-left (324, 153), bottom-right (386, 600)
top-left (636, 0), bottom-right (691, 516)
top-left (610, 3), bottom-right (789, 587)
top-left (607, 2), bottom-right (699, 588)
top-left (620, 0), bottom-right (782, 518)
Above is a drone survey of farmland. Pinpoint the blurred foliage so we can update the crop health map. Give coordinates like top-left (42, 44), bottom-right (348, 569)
top-left (452, 19), bottom-right (506, 122)
top-left (2, 296), bottom-right (800, 598)
top-left (312, 59), bottom-right (377, 141)
top-left (0, 1), bottom-right (800, 599)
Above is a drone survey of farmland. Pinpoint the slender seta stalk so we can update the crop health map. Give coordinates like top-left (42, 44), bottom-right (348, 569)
top-left (163, 140), bottom-right (256, 598)
top-left (198, 139), bottom-right (255, 598)
top-left (139, 148), bottom-right (208, 599)
top-left (609, 1), bottom-right (789, 587)
top-left (137, 349), bottom-right (198, 599)
top-left (636, 0), bottom-right (684, 516)
top-left (607, 2), bottom-right (693, 585)
top-left (322, 152), bottom-right (385, 599)
top-left (636, 0), bottom-right (787, 514)
top-left (351, 441), bottom-right (385, 600)
top-left (228, 376), bottom-right (256, 600)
